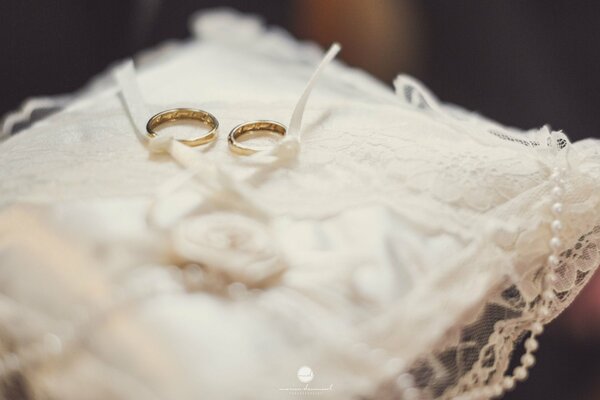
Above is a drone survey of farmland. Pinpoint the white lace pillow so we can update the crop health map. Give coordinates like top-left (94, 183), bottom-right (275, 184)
top-left (0, 10), bottom-right (599, 400)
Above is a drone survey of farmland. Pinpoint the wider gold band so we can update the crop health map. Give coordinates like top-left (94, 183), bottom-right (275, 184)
top-left (228, 120), bottom-right (287, 155)
top-left (146, 108), bottom-right (219, 147)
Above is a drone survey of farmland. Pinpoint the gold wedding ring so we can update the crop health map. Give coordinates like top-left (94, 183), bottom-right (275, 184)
top-left (228, 120), bottom-right (287, 155)
top-left (146, 108), bottom-right (219, 146)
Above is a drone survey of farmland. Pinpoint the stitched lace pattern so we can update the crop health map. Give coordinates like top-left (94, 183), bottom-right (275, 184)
top-left (0, 11), bottom-right (599, 400)
top-left (396, 225), bottom-right (600, 399)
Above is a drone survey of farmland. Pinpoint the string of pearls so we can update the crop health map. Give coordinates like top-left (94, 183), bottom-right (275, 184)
top-left (494, 166), bottom-right (564, 398)
top-left (450, 166), bottom-right (566, 400)
top-left (329, 163), bottom-right (566, 400)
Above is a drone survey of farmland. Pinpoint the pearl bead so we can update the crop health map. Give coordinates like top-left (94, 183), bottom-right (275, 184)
top-left (551, 219), bottom-right (563, 232)
top-left (502, 376), bottom-right (515, 391)
top-left (538, 305), bottom-right (550, 318)
top-left (525, 337), bottom-right (539, 352)
top-left (545, 272), bottom-right (558, 284)
top-left (531, 322), bottom-right (544, 335)
top-left (491, 384), bottom-right (504, 397)
top-left (551, 186), bottom-right (564, 198)
top-left (521, 353), bottom-right (536, 367)
top-left (549, 237), bottom-right (562, 250)
top-left (514, 366), bottom-right (528, 381)
top-left (551, 202), bottom-right (563, 215)
top-left (481, 386), bottom-right (496, 398)
top-left (548, 254), bottom-right (560, 267)
top-left (543, 289), bottom-right (555, 301)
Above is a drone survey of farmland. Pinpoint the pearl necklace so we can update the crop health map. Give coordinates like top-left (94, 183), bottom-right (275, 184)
top-left (412, 165), bottom-right (564, 400)
top-left (337, 165), bottom-right (566, 400)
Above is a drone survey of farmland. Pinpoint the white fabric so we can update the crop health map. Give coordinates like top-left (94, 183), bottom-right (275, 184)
top-left (0, 9), bottom-right (599, 400)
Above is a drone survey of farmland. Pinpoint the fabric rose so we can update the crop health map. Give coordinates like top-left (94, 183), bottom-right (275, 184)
top-left (172, 212), bottom-right (285, 286)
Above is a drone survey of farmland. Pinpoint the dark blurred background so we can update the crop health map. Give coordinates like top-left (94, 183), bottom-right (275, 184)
top-left (2, 1), bottom-right (599, 142)
top-left (2, 1), bottom-right (600, 399)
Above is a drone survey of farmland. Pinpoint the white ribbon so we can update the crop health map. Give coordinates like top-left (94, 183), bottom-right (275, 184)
top-left (113, 44), bottom-right (341, 226)
top-left (240, 43), bottom-right (341, 168)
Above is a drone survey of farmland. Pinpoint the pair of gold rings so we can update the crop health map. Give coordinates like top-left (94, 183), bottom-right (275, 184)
top-left (146, 108), bottom-right (286, 155)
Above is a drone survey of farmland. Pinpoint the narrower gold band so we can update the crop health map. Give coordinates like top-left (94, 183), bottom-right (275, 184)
top-left (228, 120), bottom-right (287, 155)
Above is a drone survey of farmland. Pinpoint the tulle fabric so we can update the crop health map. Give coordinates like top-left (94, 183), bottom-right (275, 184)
top-left (0, 9), bottom-right (599, 400)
